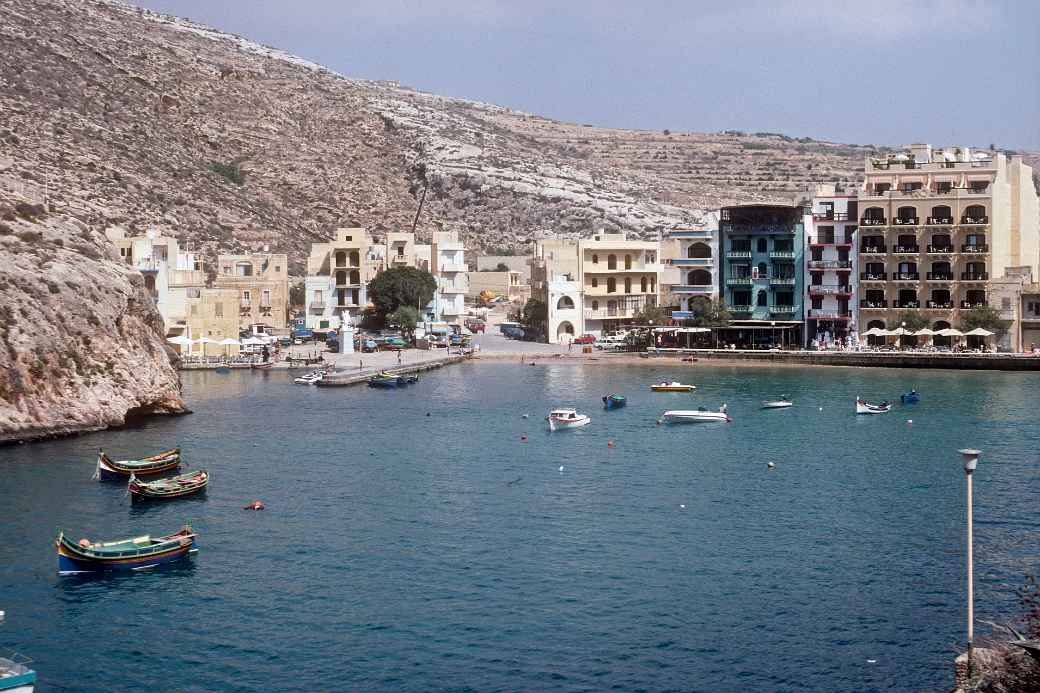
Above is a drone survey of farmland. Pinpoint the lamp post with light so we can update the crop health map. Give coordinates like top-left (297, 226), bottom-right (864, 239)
top-left (960, 448), bottom-right (980, 678)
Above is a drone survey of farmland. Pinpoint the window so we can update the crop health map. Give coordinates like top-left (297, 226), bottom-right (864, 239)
top-left (262, 290), bottom-right (272, 307)
top-left (757, 290), bottom-right (767, 307)
top-left (811, 248), bottom-right (822, 261)
top-left (193, 257), bottom-right (201, 270)
top-left (236, 262), bottom-right (253, 277)
top-left (624, 255), bottom-right (632, 270)
top-left (592, 254), bottom-right (598, 264)
top-left (607, 254), bottom-right (617, 270)
top-left (1001, 297), bottom-right (1011, 310)
top-left (592, 300), bottom-right (599, 310)
top-left (243, 290), bottom-right (251, 300)
top-left (591, 278), bottom-right (598, 288)
top-left (186, 288), bottom-right (201, 298)
top-left (320, 320), bottom-right (330, 329)
top-left (607, 278), bottom-right (616, 293)
top-left (641, 277), bottom-right (648, 292)
top-left (397, 246), bottom-right (404, 257)
top-left (811, 297), bottom-right (823, 310)
top-left (757, 238), bottom-right (767, 253)
top-left (557, 296), bottom-right (575, 310)
top-left (624, 278), bottom-right (632, 293)
top-left (214, 302), bottom-right (223, 317)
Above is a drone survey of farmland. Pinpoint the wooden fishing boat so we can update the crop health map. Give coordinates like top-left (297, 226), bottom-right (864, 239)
top-left (900, 390), bottom-right (920, 404)
top-left (128, 469), bottom-right (209, 502)
top-left (650, 381), bottom-right (696, 392)
top-left (251, 361), bottom-right (275, 370)
top-left (55, 525), bottom-right (198, 575)
top-left (367, 372), bottom-right (419, 388)
top-left (856, 398), bottom-right (891, 414)
top-left (602, 393), bottom-right (627, 410)
top-left (94, 448), bottom-right (180, 481)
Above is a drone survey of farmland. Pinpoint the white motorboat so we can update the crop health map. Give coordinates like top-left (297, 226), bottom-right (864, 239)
top-left (546, 408), bottom-right (591, 431)
top-left (293, 369), bottom-right (326, 385)
top-left (762, 396), bottom-right (793, 409)
top-left (661, 405), bottom-right (731, 423)
top-left (856, 398), bottom-right (891, 414)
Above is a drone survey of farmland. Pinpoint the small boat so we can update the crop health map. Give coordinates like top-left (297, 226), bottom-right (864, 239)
top-left (602, 393), bottom-right (627, 410)
top-left (900, 390), bottom-right (920, 404)
top-left (650, 381), bottom-right (696, 392)
top-left (293, 369), bottom-right (326, 385)
top-left (661, 405), bottom-right (730, 423)
top-left (55, 525), bottom-right (198, 575)
top-left (367, 372), bottom-right (419, 388)
top-left (94, 448), bottom-right (180, 481)
top-left (762, 396), bottom-right (793, 409)
top-left (128, 469), bottom-right (209, 502)
top-left (214, 366), bottom-right (232, 374)
top-left (0, 651), bottom-right (35, 693)
top-left (251, 361), bottom-right (275, 370)
top-left (546, 408), bottom-right (591, 431)
top-left (856, 398), bottom-right (891, 414)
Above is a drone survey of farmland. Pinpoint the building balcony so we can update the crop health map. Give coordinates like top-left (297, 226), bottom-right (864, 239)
top-left (961, 216), bottom-right (989, 225)
top-left (926, 272), bottom-right (954, 281)
top-left (960, 272), bottom-right (989, 281)
top-left (926, 301), bottom-right (954, 309)
top-left (860, 245), bottom-right (887, 255)
top-left (808, 309), bottom-right (851, 320)
top-left (893, 217), bottom-right (920, 226)
top-left (769, 305), bottom-right (797, 315)
top-left (668, 229), bottom-right (714, 239)
top-left (808, 260), bottom-right (852, 270)
top-left (336, 301), bottom-right (361, 309)
top-left (860, 300), bottom-right (888, 309)
top-left (669, 258), bottom-right (713, 266)
top-left (585, 308), bottom-right (638, 319)
top-left (769, 277), bottom-right (797, 286)
top-left (726, 277), bottom-right (753, 286)
top-left (961, 244), bottom-right (989, 254)
top-left (892, 245), bottom-right (920, 254)
top-left (439, 263), bottom-right (467, 273)
top-left (893, 272), bottom-right (920, 281)
top-left (726, 251), bottom-right (752, 259)
top-left (240, 299), bottom-right (252, 308)
top-left (335, 281), bottom-right (361, 288)
top-left (860, 218), bottom-right (887, 226)
top-left (927, 245), bottom-right (956, 254)
top-left (673, 284), bottom-right (714, 294)
top-left (308, 300), bottom-right (326, 311)
top-left (961, 301), bottom-right (987, 309)
top-left (894, 301), bottom-right (920, 309)
top-left (730, 305), bottom-right (753, 315)
top-left (926, 217), bottom-right (954, 226)
top-left (390, 255), bottom-right (411, 265)
top-left (769, 250), bottom-right (796, 259)
top-left (860, 272), bottom-right (887, 281)
top-left (812, 212), bottom-right (851, 222)
top-left (809, 285), bottom-right (852, 296)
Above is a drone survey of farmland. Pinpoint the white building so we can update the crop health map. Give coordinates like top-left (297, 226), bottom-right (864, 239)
top-left (430, 230), bottom-right (468, 324)
top-left (806, 185), bottom-right (858, 347)
top-left (660, 225), bottom-right (719, 320)
top-left (304, 228), bottom-right (379, 332)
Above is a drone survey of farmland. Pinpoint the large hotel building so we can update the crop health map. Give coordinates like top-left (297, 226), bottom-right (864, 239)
top-left (856, 144), bottom-right (1038, 341)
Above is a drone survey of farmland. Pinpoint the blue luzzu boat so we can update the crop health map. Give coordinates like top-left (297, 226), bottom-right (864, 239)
top-left (900, 390), bottom-right (920, 404)
top-left (56, 525), bottom-right (198, 575)
top-left (0, 651), bottom-right (35, 693)
top-left (602, 393), bottom-right (627, 410)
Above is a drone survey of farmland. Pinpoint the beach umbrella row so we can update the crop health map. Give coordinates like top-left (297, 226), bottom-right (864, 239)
top-left (861, 327), bottom-right (994, 338)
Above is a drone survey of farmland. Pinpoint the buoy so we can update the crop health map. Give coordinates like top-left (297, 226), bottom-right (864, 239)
top-left (558, 465), bottom-right (564, 472)
top-left (767, 462), bottom-right (776, 469)
top-left (522, 414), bottom-right (529, 419)
top-left (520, 434), bottom-right (528, 441)
top-left (244, 500), bottom-right (265, 511)
top-left (426, 412), bottom-right (431, 417)
top-left (907, 419), bottom-right (913, 425)
top-left (680, 504), bottom-right (685, 509)
top-left (867, 659), bottom-right (877, 664)
top-left (607, 440), bottom-right (615, 448)
top-left (818, 407), bottom-right (823, 411)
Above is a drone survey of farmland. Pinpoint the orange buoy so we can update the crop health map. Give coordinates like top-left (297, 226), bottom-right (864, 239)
top-left (520, 434), bottom-right (528, 442)
top-left (607, 440), bottom-right (615, 448)
top-left (244, 500), bottom-right (265, 510)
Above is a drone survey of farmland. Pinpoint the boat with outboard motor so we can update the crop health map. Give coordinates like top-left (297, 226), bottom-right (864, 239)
top-left (128, 469), bottom-right (209, 502)
top-left (367, 371), bottom-right (420, 388)
top-left (0, 612), bottom-right (35, 693)
top-left (94, 448), bottom-right (181, 481)
top-left (650, 381), bottom-right (696, 392)
top-left (602, 393), bottom-right (627, 410)
top-left (293, 369), bottom-right (326, 385)
top-left (856, 398), bottom-right (891, 414)
top-left (55, 525), bottom-right (198, 575)
top-left (660, 405), bottom-right (730, 423)
top-left (900, 390), bottom-right (920, 404)
top-left (546, 408), bottom-right (591, 431)
top-left (762, 396), bottom-right (793, 409)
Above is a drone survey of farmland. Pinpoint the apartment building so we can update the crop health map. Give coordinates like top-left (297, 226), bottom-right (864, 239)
top-left (806, 186), bottom-right (858, 346)
top-left (719, 204), bottom-right (808, 347)
top-left (530, 240), bottom-right (583, 343)
top-left (856, 144), bottom-right (1039, 339)
top-left (213, 250), bottom-right (290, 330)
top-left (430, 230), bottom-right (468, 324)
top-left (1022, 284), bottom-right (1040, 351)
top-left (304, 227), bottom-right (380, 331)
top-left (467, 270), bottom-right (529, 304)
top-left (660, 226), bottom-right (718, 321)
top-left (385, 232), bottom-right (417, 270)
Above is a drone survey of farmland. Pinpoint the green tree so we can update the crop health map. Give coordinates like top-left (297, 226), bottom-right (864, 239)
top-left (688, 297), bottom-right (730, 327)
top-left (368, 266), bottom-right (437, 319)
top-left (960, 306), bottom-right (1012, 338)
top-left (494, 262), bottom-right (510, 272)
top-left (288, 281), bottom-right (306, 308)
top-left (633, 304), bottom-right (670, 325)
top-left (895, 310), bottom-right (929, 332)
top-left (387, 305), bottom-right (421, 342)
top-left (516, 298), bottom-right (547, 335)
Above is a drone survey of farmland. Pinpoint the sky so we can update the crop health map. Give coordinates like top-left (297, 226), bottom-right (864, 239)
top-left (134, 0), bottom-right (1040, 149)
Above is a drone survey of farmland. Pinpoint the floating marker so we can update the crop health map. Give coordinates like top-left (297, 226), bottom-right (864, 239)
top-left (680, 504), bottom-right (685, 509)
top-left (907, 419), bottom-right (913, 425)
top-left (607, 440), bottom-right (615, 448)
top-left (426, 412), bottom-right (431, 417)
top-left (819, 407), bottom-right (823, 411)
top-left (767, 462), bottom-right (776, 469)
top-left (522, 414), bottom-right (529, 419)
top-left (867, 659), bottom-right (877, 664)
top-left (520, 434), bottom-right (528, 442)
top-left (559, 465), bottom-right (564, 472)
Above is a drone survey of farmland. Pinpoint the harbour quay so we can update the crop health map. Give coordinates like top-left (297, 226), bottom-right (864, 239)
top-left (648, 347), bottom-right (1040, 370)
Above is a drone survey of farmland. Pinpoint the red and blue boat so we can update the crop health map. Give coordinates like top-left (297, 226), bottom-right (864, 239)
top-left (56, 525), bottom-right (198, 575)
top-left (94, 448), bottom-right (180, 481)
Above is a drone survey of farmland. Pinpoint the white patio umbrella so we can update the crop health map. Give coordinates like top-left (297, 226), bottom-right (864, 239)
top-left (936, 328), bottom-right (964, 337)
top-left (219, 337), bottom-right (241, 358)
top-left (964, 328), bottom-right (994, 337)
top-left (913, 328), bottom-right (937, 337)
top-left (891, 153), bottom-right (910, 161)
top-left (195, 335), bottom-right (217, 356)
top-left (888, 327), bottom-right (909, 336)
top-left (862, 327), bottom-right (887, 337)
top-left (166, 334), bottom-right (194, 355)
top-left (240, 336), bottom-right (265, 347)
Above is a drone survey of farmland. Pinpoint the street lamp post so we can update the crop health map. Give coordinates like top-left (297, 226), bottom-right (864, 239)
top-left (959, 448), bottom-right (980, 678)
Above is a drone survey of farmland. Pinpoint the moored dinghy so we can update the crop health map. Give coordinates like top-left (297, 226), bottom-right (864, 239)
top-left (94, 448), bottom-right (180, 481)
top-left (900, 390), bottom-right (920, 404)
top-left (602, 393), bottom-right (627, 410)
top-left (856, 397), bottom-right (891, 414)
top-left (0, 651), bottom-right (35, 693)
top-left (650, 381), bottom-right (696, 392)
top-left (762, 395), bottom-right (793, 409)
top-left (55, 525), bottom-right (198, 575)
top-left (661, 405), bottom-right (731, 423)
top-left (546, 408), bottom-right (591, 431)
top-left (128, 469), bottom-right (209, 502)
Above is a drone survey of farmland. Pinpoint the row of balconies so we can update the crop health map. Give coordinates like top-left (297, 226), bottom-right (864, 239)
top-left (859, 216), bottom-right (989, 227)
top-left (725, 250), bottom-right (796, 259)
top-left (725, 276), bottom-right (798, 285)
top-left (727, 305), bottom-right (799, 315)
top-left (860, 244), bottom-right (989, 255)
top-left (859, 272), bottom-right (988, 282)
top-left (806, 309), bottom-right (852, 319)
top-left (859, 300), bottom-right (987, 310)
top-left (808, 285), bottom-right (853, 296)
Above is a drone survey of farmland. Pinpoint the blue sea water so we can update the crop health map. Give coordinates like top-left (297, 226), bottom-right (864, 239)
top-left (2, 362), bottom-right (1039, 692)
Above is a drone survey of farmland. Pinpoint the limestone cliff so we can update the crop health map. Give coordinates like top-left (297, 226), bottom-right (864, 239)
top-left (0, 200), bottom-right (184, 444)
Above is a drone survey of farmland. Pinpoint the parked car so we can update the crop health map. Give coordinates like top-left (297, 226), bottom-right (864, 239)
top-left (501, 326), bottom-right (525, 340)
top-left (359, 339), bottom-right (378, 353)
top-left (378, 337), bottom-right (407, 351)
top-left (573, 334), bottom-right (596, 345)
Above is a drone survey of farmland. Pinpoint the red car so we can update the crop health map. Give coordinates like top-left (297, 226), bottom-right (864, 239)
top-left (573, 334), bottom-right (596, 345)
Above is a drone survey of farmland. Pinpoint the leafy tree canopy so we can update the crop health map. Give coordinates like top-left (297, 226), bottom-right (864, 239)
top-left (687, 297), bottom-right (731, 327)
top-left (368, 267), bottom-right (437, 318)
top-left (632, 304), bottom-right (670, 325)
top-left (387, 305), bottom-right (421, 340)
top-left (895, 310), bottom-right (929, 332)
top-left (960, 306), bottom-right (1012, 336)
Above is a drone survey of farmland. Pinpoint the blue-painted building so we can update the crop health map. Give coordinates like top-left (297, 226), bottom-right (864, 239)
top-left (718, 204), bottom-right (807, 347)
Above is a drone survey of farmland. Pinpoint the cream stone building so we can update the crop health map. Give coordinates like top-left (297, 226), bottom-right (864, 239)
top-left (660, 226), bottom-right (718, 320)
top-left (467, 270), bottom-right (529, 304)
top-left (856, 144), bottom-right (1039, 342)
top-left (213, 250), bottom-right (290, 331)
top-left (304, 227), bottom-right (380, 331)
top-left (430, 230), bottom-right (468, 324)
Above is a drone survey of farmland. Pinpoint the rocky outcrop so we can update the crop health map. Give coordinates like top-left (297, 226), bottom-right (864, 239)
top-left (0, 202), bottom-right (184, 444)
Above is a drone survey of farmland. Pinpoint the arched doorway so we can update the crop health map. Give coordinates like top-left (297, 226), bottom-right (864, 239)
top-left (556, 321), bottom-right (575, 341)
top-left (557, 296), bottom-right (575, 310)
top-left (688, 243), bottom-right (711, 259)
top-left (867, 319), bottom-right (886, 347)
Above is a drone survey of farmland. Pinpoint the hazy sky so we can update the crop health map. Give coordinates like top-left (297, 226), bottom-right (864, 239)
top-left (134, 0), bottom-right (1040, 149)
